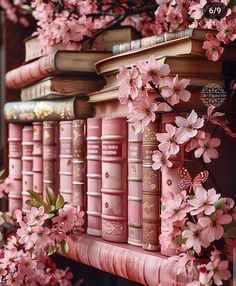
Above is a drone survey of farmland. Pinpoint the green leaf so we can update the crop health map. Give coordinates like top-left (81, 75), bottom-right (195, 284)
top-left (48, 245), bottom-right (57, 256)
top-left (224, 227), bottom-right (236, 239)
top-left (27, 190), bottom-right (44, 204)
top-left (0, 232), bottom-right (3, 242)
top-left (214, 198), bottom-right (226, 210)
top-left (55, 194), bottom-right (65, 210)
top-left (45, 187), bottom-right (56, 206)
top-left (25, 199), bottom-right (42, 208)
top-left (174, 235), bottom-right (187, 244)
top-left (0, 169), bottom-right (5, 178)
top-left (60, 240), bottom-right (69, 254)
top-left (47, 213), bottom-right (55, 219)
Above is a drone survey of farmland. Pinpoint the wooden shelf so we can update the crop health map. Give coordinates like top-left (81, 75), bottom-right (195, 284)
top-left (62, 234), bottom-right (199, 286)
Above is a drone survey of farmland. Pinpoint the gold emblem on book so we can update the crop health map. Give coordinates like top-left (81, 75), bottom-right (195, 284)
top-left (33, 128), bottom-right (39, 136)
top-left (143, 201), bottom-right (157, 216)
top-left (34, 102), bottom-right (53, 119)
top-left (130, 164), bottom-right (136, 175)
top-left (103, 221), bottom-right (123, 235)
top-left (143, 170), bottom-right (158, 190)
top-left (43, 130), bottom-right (50, 139)
top-left (143, 127), bottom-right (156, 141)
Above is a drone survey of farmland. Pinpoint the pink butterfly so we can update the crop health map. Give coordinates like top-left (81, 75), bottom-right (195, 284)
top-left (177, 167), bottom-right (209, 193)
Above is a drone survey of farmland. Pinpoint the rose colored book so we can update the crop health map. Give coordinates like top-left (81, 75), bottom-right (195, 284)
top-left (32, 122), bottom-right (43, 196)
top-left (22, 126), bottom-right (33, 212)
top-left (8, 123), bottom-right (23, 212)
top-left (101, 117), bottom-right (128, 242)
top-left (72, 120), bottom-right (86, 209)
top-left (86, 118), bottom-right (102, 236)
top-left (63, 234), bottom-right (199, 286)
top-left (160, 113), bottom-right (186, 256)
top-left (59, 121), bottom-right (73, 204)
top-left (43, 121), bottom-right (59, 199)
top-left (127, 122), bottom-right (142, 247)
top-left (142, 117), bottom-right (161, 251)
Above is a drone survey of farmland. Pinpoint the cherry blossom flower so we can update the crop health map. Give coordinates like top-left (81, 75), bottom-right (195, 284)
top-left (27, 206), bottom-right (48, 226)
top-left (194, 133), bottom-right (221, 163)
top-left (117, 66), bottom-right (142, 100)
top-left (185, 130), bottom-right (205, 152)
top-left (152, 150), bottom-right (173, 171)
top-left (216, 19), bottom-right (236, 45)
top-left (156, 124), bottom-right (188, 155)
top-left (162, 191), bottom-right (191, 223)
top-left (199, 209), bottom-right (233, 242)
top-left (206, 256), bottom-right (231, 285)
top-left (3, 177), bottom-right (15, 194)
top-left (137, 55), bottom-right (170, 85)
top-left (182, 222), bottom-right (210, 254)
top-left (17, 221), bottom-right (39, 250)
top-left (175, 110), bottom-right (204, 139)
top-left (131, 97), bottom-right (158, 131)
top-left (197, 264), bottom-right (213, 285)
top-left (188, 0), bottom-right (207, 20)
top-left (203, 35), bottom-right (224, 61)
top-left (188, 187), bottom-right (220, 216)
top-left (160, 75), bottom-right (191, 105)
top-left (166, 6), bottom-right (183, 30)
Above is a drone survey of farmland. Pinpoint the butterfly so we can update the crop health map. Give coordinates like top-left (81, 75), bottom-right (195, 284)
top-left (177, 167), bottom-right (209, 193)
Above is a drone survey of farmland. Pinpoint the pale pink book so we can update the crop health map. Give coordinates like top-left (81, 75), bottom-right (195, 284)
top-left (8, 123), bottom-right (23, 213)
top-left (32, 122), bottom-right (43, 196)
top-left (59, 121), bottom-right (73, 204)
top-left (101, 117), bottom-right (128, 242)
top-left (43, 121), bottom-right (59, 199)
top-left (72, 120), bottom-right (86, 210)
top-left (22, 126), bottom-right (33, 212)
top-left (86, 118), bottom-right (102, 236)
top-left (128, 122), bottom-right (142, 247)
top-left (160, 112), bottom-right (186, 256)
top-left (142, 117), bottom-right (161, 251)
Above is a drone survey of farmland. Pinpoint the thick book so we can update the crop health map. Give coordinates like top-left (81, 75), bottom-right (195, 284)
top-left (5, 50), bottom-right (112, 89)
top-left (72, 120), bottom-right (86, 210)
top-left (22, 126), bottom-right (34, 212)
top-left (43, 121), bottom-right (59, 199)
top-left (128, 122), bottom-right (142, 247)
top-left (63, 234), bottom-right (199, 286)
top-left (59, 121), bottom-right (73, 204)
top-left (4, 97), bottom-right (93, 123)
top-left (101, 117), bottom-right (128, 242)
top-left (32, 122), bottom-right (43, 196)
top-left (86, 118), bottom-right (102, 236)
top-left (112, 28), bottom-right (216, 55)
top-left (142, 118), bottom-right (161, 251)
top-left (20, 76), bottom-right (105, 101)
top-left (8, 123), bottom-right (23, 213)
top-left (95, 37), bottom-right (207, 76)
top-left (24, 26), bottom-right (137, 62)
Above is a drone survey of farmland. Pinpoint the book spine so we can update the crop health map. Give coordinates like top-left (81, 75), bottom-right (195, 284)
top-left (5, 52), bottom-right (56, 89)
top-left (86, 118), bottom-right (102, 236)
top-left (59, 121), bottom-right (73, 204)
top-left (72, 120), bottom-right (86, 210)
top-left (101, 117), bottom-right (127, 242)
top-left (32, 122), bottom-right (43, 196)
top-left (43, 121), bottom-right (58, 199)
top-left (127, 122), bottom-right (142, 247)
top-left (8, 123), bottom-right (23, 213)
top-left (4, 98), bottom-right (83, 123)
top-left (160, 113), bottom-right (185, 256)
top-left (142, 118), bottom-right (161, 251)
top-left (65, 235), bottom-right (199, 285)
top-left (21, 80), bottom-right (50, 101)
top-left (22, 126), bottom-right (33, 212)
top-left (112, 28), bottom-right (194, 55)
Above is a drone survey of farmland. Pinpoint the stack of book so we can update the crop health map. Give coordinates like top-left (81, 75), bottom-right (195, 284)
top-left (4, 27), bottom-right (236, 285)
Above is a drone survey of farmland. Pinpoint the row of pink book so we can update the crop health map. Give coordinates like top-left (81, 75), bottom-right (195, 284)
top-left (8, 114), bottom-right (183, 252)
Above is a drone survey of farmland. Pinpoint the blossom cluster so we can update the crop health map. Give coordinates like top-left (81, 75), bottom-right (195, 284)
top-left (161, 173), bottom-right (236, 286)
top-left (0, 186), bottom-right (84, 285)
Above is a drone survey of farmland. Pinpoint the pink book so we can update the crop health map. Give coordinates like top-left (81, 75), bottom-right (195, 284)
top-left (43, 121), bottom-right (59, 199)
top-left (86, 118), bottom-right (102, 236)
top-left (101, 117), bottom-right (128, 242)
top-left (72, 120), bottom-right (86, 209)
top-left (32, 122), bottom-right (43, 195)
top-left (8, 123), bottom-right (23, 213)
top-left (22, 126), bottom-right (33, 212)
top-left (65, 234), bottom-right (199, 285)
top-left (128, 122), bottom-right (142, 247)
top-left (142, 117), bottom-right (161, 251)
top-left (160, 113), bottom-right (186, 256)
top-left (59, 121), bottom-right (73, 204)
